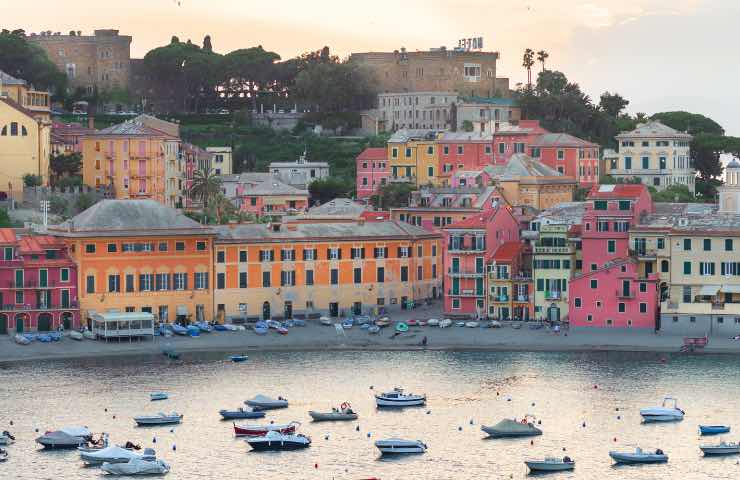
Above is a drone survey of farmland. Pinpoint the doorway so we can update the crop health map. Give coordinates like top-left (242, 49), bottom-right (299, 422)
top-left (353, 302), bottom-right (362, 316)
top-left (0, 314), bottom-right (7, 334)
top-left (38, 313), bottom-right (52, 332)
top-left (329, 302), bottom-right (339, 317)
top-left (15, 314), bottom-right (25, 333)
top-left (547, 304), bottom-right (560, 323)
top-left (262, 302), bottom-right (271, 320)
top-left (284, 301), bottom-right (293, 319)
top-left (62, 312), bottom-right (73, 331)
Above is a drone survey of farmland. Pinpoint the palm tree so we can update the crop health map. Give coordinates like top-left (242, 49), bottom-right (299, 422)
top-left (210, 193), bottom-right (237, 224)
top-left (522, 49), bottom-right (535, 87)
top-left (536, 50), bottom-right (549, 72)
top-left (189, 168), bottom-right (222, 209)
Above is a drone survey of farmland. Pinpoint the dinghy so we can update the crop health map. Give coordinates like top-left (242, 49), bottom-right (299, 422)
top-left (374, 438), bottom-right (427, 455)
top-left (245, 394), bottom-right (288, 410)
top-left (368, 325), bottom-right (380, 334)
top-left (149, 392), bottom-right (168, 401)
top-left (0, 431), bottom-right (15, 446)
top-left (700, 441), bottom-right (740, 456)
top-left (427, 318), bottom-right (440, 327)
top-left (219, 407), bottom-right (265, 420)
top-left (253, 322), bottom-right (268, 335)
top-left (320, 316), bottom-right (332, 326)
top-left (36, 426), bottom-right (92, 449)
top-left (81, 446), bottom-right (150, 466)
top-left (83, 329), bottom-right (95, 340)
top-left (525, 456), bottom-right (575, 472)
top-left (395, 322), bottom-right (409, 333)
top-left (439, 319), bottom-right (452, 328)
top-left (170, 324), bottom-right (188, 336)
top-left (101, 454), bottom-right (170, 475)
top-left (699, 425), bottom-right (730, 435)
top-left (309, 403), bottom-right (358, 422)
top-left (374, 317), bottom-right (391, 327)
top-left (609, 447), bottom-right (668, 464)
top-left (481, 417), bottom-right (542, 438)
top-left (69, 330), bottom-right (84, 341)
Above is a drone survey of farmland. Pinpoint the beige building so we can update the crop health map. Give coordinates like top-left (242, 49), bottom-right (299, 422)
top-left (207, 147), bottom-right (233, 176)
top-left (608, 121), bottom-right (695, 192)
top-left (133, 115), bottom-right (183, 208)
top-left (487, 154), bottom-right (577, 210)
top-left (28, 29), bottom-right (132, 94)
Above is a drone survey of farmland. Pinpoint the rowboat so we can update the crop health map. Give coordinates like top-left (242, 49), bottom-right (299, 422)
top-left (229, 354), bottom-right (248, 362)
top-left (525, 456), bottom-right (575, 472)
top-left (699, 425), bottom-right (730, 435)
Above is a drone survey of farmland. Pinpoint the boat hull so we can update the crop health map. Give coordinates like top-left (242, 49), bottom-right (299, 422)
top-left (375, 397), bottom-right (426, 408)
top-left (700, 446), bottom-right (740, 455)
top-left (308, 411), bottom-right (358, 422)
top-left (699, 425), bottom-right (730, 435)
top-left (247, 439), bottom-right (310, 451)
top-left (134, 416), bottom-right (182, 426)
top-left (233, 424), bottom-right (296, 437)
top-left (376, 446), bottom-right (426, 454)
top-left (609, 452), bottom-right (668, 464)
top-left (36, 438), bottom-right (88, 449)
top-left (481, 428), bottom-right (542, 438)
top-left (220, 410), bottom-right (265, 420)
top-left (640, 414), bottom-right (683, 423)
top-left (245, 401), bottom-right (288, 410)
top-left (525, 461), bottom-right (575, 472)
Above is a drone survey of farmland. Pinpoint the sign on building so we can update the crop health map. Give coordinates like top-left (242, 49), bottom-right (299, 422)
top-left (458, 37), bottom-right (484, 51)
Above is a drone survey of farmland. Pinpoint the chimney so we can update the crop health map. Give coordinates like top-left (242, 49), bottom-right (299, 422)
top-left (88, 115), bottom-right (95, 130)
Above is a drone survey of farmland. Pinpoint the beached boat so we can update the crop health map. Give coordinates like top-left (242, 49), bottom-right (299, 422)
top-left (219, 407), bottom-right (265, 420)
top-left (375, 317), bottom-right (391, 327)
top-left (229, 354), bottom-right (248, 362)
top-left (309, 403), bottom-right (358, 422)
top-left (213, 324), bottom-right (228, 331)
top-left (427, 318), bottom-right (440, 327)
top-left (407, 319), bottom-right (418, 326)
top-left (455, 321), bottom-right (466, 327)
top-left (0, 449), bottom-right (7, 462)
top-left (81, 446), bottom-right (151, 466)
top-left (609, 447), bottom-right (668, 464)
top-left (195, 321), bottom-right (212, 333)
top-left (170, 324), bottom-right (188, 336)
top-left (133, 412), bottom-right (182, 426)
top-left (69, 330), bottom-right (84, 341)
top-left (36, 426), bottom-right (92, 449)
top-left (320, 316), bottom-right (332, 326)
top-left (149, 392), bottom-right (168, 401)
top-left (83, 329), bottom-right (95, 339)
top-left (0, 431), bottom-right (15, 446)
top-left (14, 334), bottom-right (30, 345)
top-left (700, 441), bottom-right (740, 455)
top-left (375, 387), bottom-right (426, 408)
top-left (276, 326), bottom-right (288, 335)
top-left (186, 325), bottom-right (200, 337)
top-left (699, 425), bottom-right (730, 435)
top-left (222, 324), bottom-right (239, 331)
top-left (355, 315), bottom-right (371, 325)
top-left (525, 457), bottom-right (575, 472)
top-left (233, 422), bottom-right (298, 437)
top-left (368, 325), bottom-right (380, 334)
top-left (465, 321), bottom-right (479, 328)
top-left (395, 322), bottom-right (409, 333)
top-left (439, 319), bottom-right (452, 328)
top-left (266, 320), bottom-right (281, 329)
top-left (245, 394), bottom-right (288, 410)
top-left (101, 454), bottom-right (170, 475)
top-left (292, 319), bottom-right (306, 327)
top-left (490, 320), bottom-right (502, 328)
top-left (640, 397), bottom-right (684, 423)
top-left (374, 438), bottom-right (427, 455)
top-left (342, 318), bottom-right (354, 329)
top-left (481, 417), bottom-right (542, 438)
top-left (254, 322), bottom-right (268, 335)
top-left (246, 431), bottom-right (311, 451)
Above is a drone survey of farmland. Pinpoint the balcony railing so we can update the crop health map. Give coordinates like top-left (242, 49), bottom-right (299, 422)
top-left (712, 302), bottom-right (725, 310)
top-left (447, 268), bottom-right (484, 278)
top-left (533, 245), bottom-right (574, 254)
top-left (5, 280), bottom-right (60, 289)
top-left (513, 295), bottom-right (530, 302)
top-left (1, 301), bottom-right (78, 312)
top-left (629, 248), bottom-right (657, 259)
top-left (545, 291), bottom-right (563, 300)
top-left (617, 289), bottom-right (635, 299)
top-left (448, 289), bottom-right (484, 297)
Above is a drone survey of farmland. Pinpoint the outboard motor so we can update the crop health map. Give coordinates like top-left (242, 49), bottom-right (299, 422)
top-left (2, 431), bottom-right (14, 441)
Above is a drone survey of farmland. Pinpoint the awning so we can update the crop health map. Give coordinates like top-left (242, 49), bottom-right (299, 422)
top-left (699, 285), bottom-right (721, 296)
top-left (176, 305), bottom-right (189, 316)
top-left (721, 284), bottom-right (740, 294)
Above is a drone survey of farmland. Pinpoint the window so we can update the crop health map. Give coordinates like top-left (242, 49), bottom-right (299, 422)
top-left (699, 262), bottom-right (715, 276)
top-left (3, 247), bottom-right (11, 260)
top-left (377, 267), bottom-right (385, 283)
top-left (350, 247), bottom-right (365, 260)
top-left (280, 271), bottom-right (296, 286)
top-left (607, 240), bottom-right (616, 253)
top-left (557, 149), bottom-right (564, 160)
top-left (260, 250), bottom-right (274, 262)
top-left (432, 264), bottom-right (437, 279)
top-left (444, 145), bottom-right (450, 155)
top-left (331, 269), bottom-right (339, 285)
top-left (85, 244), bottom-right (96, 253)
top-left (194, 272), bottom-right (209, 289)
top-left (139, 273), bottom-right (154, 292)
top-left (124, 274), bottom-right (134, 292)
top-left (642, 156), bottom-right (649, 169)
top-left (305, 270), bottom-right (314, 286)
top-left (86, 275), bottom-right (95, 293)
top-left (173, 273), bottom-right (187, 290)
top-left (683, 239), bottom-right (691, 251)
top-left (262, 271), bottom-right (271, 287)
top-left (457, 145), bottom-right (464, 155)
top-left (574, 297), bottom-right (582, 308)
top-left (657, 238), bottom-right (665, 249)
top-left (432, 245), bottom-right (437, 256)
top-left (594, 200), bottom-right (607, 210)
top-left (158, 242), bottom-right (168, 252)
top-left (639, 303), bottom-right (647, 313)
top-left (10, 122), bottom-right (18, 136)
top-left (417, 265), bottom-right (423, 280)
top-left (683, 261), bottom-right (692, 275)
top-left (354, 268), bottom-right (362, 284)
top-left (238, 272), bottom-right (248, 288)
top-left (196, 241), bottom-right (207, 251)
top-left (239, 250), bottom-right (248, 262)
top-left (401, 266), bottom-right (409, 282)
top-left (398, 246), bottom-right (410, 258)
top-left (217, 272), bottom-right (225, 289)
top-left (427, 145), bottom-right (434, 155)
top-left (176, 242), bottom-right (185, 251)
top-left (725, 239), bottom-right (734, 251)
top-left (618, 303), bottom-right (625, 313)
top-left (108, 274), bottom-right (120, 293)
top-left (60, 268), bottom-right (70, 282)
top-left (661, 260), bottom-right (669, 273)
top-left (515, 143), bottom-right (525, 153)
top-left (281, 249), bottom-right (296, 261)
top-left (107, 243), bottom-right (117, 253)
top-left (328, 247), bottom-right (341, 260)
top-left (624, 156), bottom-right (632, 169)
top-left (498, 143), bottom-right (505, 154)
top-left (156, 273), bottom-right (170, 291)
top-left (303, 248), bottom-right (317, 261)
top-left (217, 251), bottom-right (225, 263)
top-left (639, 282), bottom-right (647, 293)
top-left (704, 238), bottom-right (712, 251)
top-left (590, 279), bottom-right (598, 289)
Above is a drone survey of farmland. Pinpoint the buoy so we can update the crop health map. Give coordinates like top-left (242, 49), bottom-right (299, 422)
top-left (537, 420), bottom-right (542, 425)
top-left (426, 410), bottom-right (431, 414)
top-left (496, 392), bottom-right (499, 396)
top-left (152, 437), bottom-right (156, 443)
top-left (369, 386), bottom-right (373, 390)
top-left (469, 419), bottom-right (474, 425)
top-left (9, 421), bottom-right (13, 426)
top-left (367, 432), bottom-right (371, 438)
top-left (507, 397), bottom-right (512, 402)
top-left (530, 440), bottom-right (534, 445)
top-left (356, 425), bottom-right (360, 431)
top-left (582, 422), bottom-right (586, 428)
top-left (594, 385), bottom-right (598, 389)
top-left (617, 416), bottom-right (621, 420)
top-left (35, 428), bottom-right (39, 433)
top-left (458, 426), bottom-right (462, 431)
top-left (616, 407), bottom-right (619, 411)
top-left (112, 415), bottom-right (116, 419)
top-left (170, 428), bottom-right (174, 433)
top-left (104, 408), bottom-right (108, 412)
top-left (531, 402), bottom-right (535, 407)
top-left (314, 463), bottom-right (318, 469)
top-left (613, 437), bottom-right (617, 442)
top-left (562, 447), bottom-right (566, 451)
top-left (172, 444), bottom-right (176, 451)
top-left (324, 434), bottom-right (329, 440)
top-left (270, 420), bottom-right (274, 424)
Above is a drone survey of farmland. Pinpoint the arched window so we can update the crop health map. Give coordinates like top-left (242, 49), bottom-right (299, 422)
top-left (0, 125), bottom-right (6, 136)
top-left (21, 125), bottom-right (27, 136)
top-left (10, 122), bottom-right (18, 136)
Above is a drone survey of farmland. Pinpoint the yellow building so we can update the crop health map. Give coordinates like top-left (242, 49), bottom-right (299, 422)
top-left (388, 129), bottom-right (441, 187)
top-left (487, 154), bottom-right (576, 210)
top-left (0, 71), bottom-right (52, 198)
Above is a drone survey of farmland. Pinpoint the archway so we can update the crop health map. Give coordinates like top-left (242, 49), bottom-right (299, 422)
top-left (37, 313), bottom-right (53, 332)
top-left (0, 314), bottom-right (7, 334)
top-left (262, 302), bottom-right (271, 320)
top-left (284, 301), bottom-right (293, 319)
top-left (14, 313), bottom-right (27, 333)
top-left (547, 303), bottom-right (561, 323)
top-left (62, 312), bottom-right (74, 331)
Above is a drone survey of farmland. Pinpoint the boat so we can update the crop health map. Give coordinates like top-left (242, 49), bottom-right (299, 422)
top-left (699, 425), bottom-right (730, 435)
top-left (320, 316), bottom-right (332, 326)
top-left (417, 320), bottom-right (428, 327)
top-left (700, 441), bottom-right (740, 455)
top-left (219, 407), bottom-right (265, 420)
top-left (133, 412), bottom-right (182, 426)
top-left (229, 354), bottom-right (248, 362)
top-left (355, 315), bottom-right (371, 325)
top-left (213, 324), bottom-right (228, 332)
top-left (276, 326), bottom-right (288, 335)
top-left (342, 318), bottom-right (353, 329)
top-left (233, 422), bottom-right (299, 437)
top-left (38, 333), bottom-right (52, 342)
top-left (609, 447), bottom-right (668, 464)
top-left (640, 397), bottom-right (684, 422)
top-left (170, 324), bottom-right (188, 336)
top-left (254, 322), bottom-right (268, 335)
top-left (309, 403), bottom-right (358, 422)
top-left (455, 321), bottom-right (465, 327)
top-left (490, 320), bottom-right (502, 328)
top-left (293, 319), bottom-right (306, 327)
top-left (186, 325), bottom-right (200, 337)
top-left (439, 319), bottom-right (452, 328)
top-left (375, 317), bottom-right (391, 327)
top-left (375, 387), bottom-right (426, 408)
top-left (49, 331), bottom-right (62, 341)
top-left (407, 319), bottom-right (418, 326)
top-left (368, 325), bottom-right (380, 334)
top-left (266, 320), bottom-right (281, 329)
top-left (222, 324), bottom-right (239, 331)
top-left (360, 323), bottom-right (370, 330)
top-left (101, 454), bottom-right (170, 475)
top-left (395, 322), bottom-right (409, 333)
top-left (245, 394), bottom-right (288, 410)
top-left (14, 334), bottom-right (30, 345)
top-left (150, 392), bottom-right (168, 401)
top-left (234, 325), bottom-right (247, 331)
top-left (83, 329), bottom-right (95, 339)
top-left (195, 321), bottom-right (212, 333)
top-left (36, 426), bottom-right (92, 449)
top-left (465, 321), bottom-right (479, 328)
top-left (69, 330), bottom-right (83, 341)
top-left (481, 417), bottom-right (542, 438)
top-left (427, 318), bottom-right (440, 327)
top-left (246, 430), bottom-right (311, 451)
top-left (0, 449), bottom-right (7, 462)
top-left (374, 438), bottom-right (427, 455)
top-left (0, 431), bottom-right (15, 446)
top-left (81, 446), bottom-right (150, 466)
top-left (525, 457), bottom-right (575, 472)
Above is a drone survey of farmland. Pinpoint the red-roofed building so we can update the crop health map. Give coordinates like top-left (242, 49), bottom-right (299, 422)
top-left (442, 207), bottom-right (519, 316)
top-left (0, 229), bottom-right (80, 334)
top-left (492, 120), bottom-right (548, 165)
top-left (356, 147), bottom-right (389, 199)
top-left (487, 241), bottom-right (533, 320)
top-left (529, 133), bottom-right (600, 186)
top-left (51, 121), bottom-right (96, 155)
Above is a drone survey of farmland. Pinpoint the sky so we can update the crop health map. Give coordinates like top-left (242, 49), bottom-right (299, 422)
top-left (6, 0), bottom-right (739, 135)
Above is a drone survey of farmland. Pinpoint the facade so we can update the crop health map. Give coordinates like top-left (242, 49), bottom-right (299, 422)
top-left (356, 147), bottom-right (389, 199)
top-left (492, 120), bottom-right (548, 165)
top-left (51, 122), bottom-right (95, 155)
top-left (454, 97), bottom-right (521, 132)
top-left (225, 173), bottom-right (309, 218)
top-left (387, 129), bottom-right (439, 185)
top-left (351, 48), bottom-right (504, 97)
top-left (48, 200), bottom-right (215, 325)
top-left (0, 70), bottom-right (51, 121)
top-left (0, 229), bottom-right (80, 334)
top-left (442, 207), bottom-right (519, 316)
top-left (213, 220), bottom-right (442, 320)
top-left (206, 147), bottom-right (233, 176)
top-left (533, 224), bottom-right (577, 322)
top-left (377, 92), bottom-right (456, 131)
top-left (28, 29), bottom-right (132, 94)
top-left (131, 115), bottom-right (183, 208)
top-left (436, 131), bottom-right (494, 184)
top-left (529, 133), bottom-right (600, 186)
top-left (608, 121), bottom-right (694, 192)
top-left (268, 152), bottom-right (330, 190)
top-left (487, 241), bottom-right (533, 321)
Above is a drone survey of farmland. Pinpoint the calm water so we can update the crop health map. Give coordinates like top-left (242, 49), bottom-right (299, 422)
top-left (1, 350), bottom-right (740, 479)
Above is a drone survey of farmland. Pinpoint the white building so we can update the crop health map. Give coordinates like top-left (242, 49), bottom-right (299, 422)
top-left (206, 146), bottom-right (233, 176)
top-left (268, 151), bottom-right (329, 189)
top-left (719, 159), bottom-right (740, 213)
top-left (608, 121), bottom-right (694, 192)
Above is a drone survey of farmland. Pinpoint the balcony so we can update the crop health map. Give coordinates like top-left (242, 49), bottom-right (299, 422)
top-left (534, 245), bottom-right (574, 255)
top-left (489, 294), bottom-right (509, 303)
top-left (712, 302), bottom-right (725, 310)
top-left (661, 300), bottom-right (740, 316)
top-left (513, 295), bottom-right (530, 303)
top-left (1, 301), bottom-right (78, 312)
top-left (629, 248), bottom-right (657, 260)
top-left (617, 289), bottom-right (635, 299)
top-left (5, 280), bottom-right (59, 289)
top-left (545, 291), bottom-right (563, 300)
top-left (447, 268), bottom-right (485, 278)
top-left (447, 246), bottom-right (485, 254)
top-left (389, 176), bottom-right (416, 184)
top-left (448, 289), bottom-right (484, 297)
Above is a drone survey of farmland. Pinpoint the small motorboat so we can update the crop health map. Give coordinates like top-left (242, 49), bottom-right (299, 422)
top-left (375, 387), bottom-right (426, 408)
top-left (213, 324), bottom-right (228, 332)
top-left (490, 320), bottom-right (502, 328)
top-left (101, 453), bottom-right (170, 475)
top-left (395, 322), bottom-right (409, 333)
top-left (83, 329), bottom-right (95, 340)
top-left (0, 431), bottom-right (15, 446)
top-left (233, 422), bottom-right (299, 437)
top-left (342, 318), bottom-right (354, 329)
top-left (455, 321), bottom-right (465, 327)
top-left (374, 317), bottom-right (391, 327)
top-left (246, 394), bottom-right (288, 410)
top-left (49, 331), bottom-right (62, 342)
top-left (170, 324), bottom-right (188, 336)
top-left (699, 425), bottom-right (730, 435)
top-left (700, 441), bottom-right (740, 455)
top-left (254, 322), bottom-right (268, 335)
top-left (81, 446), bottom-right (150, 466)
top-left (133, 412), bottom-right (182, 426)
top-left (276, 326), bottom-right (288, 335)
top-left (37, 333), bottom-right (52, 343)
top-left (355, 315), bottom-right (371, 325)
top-left (266, 320), bottom-right (281, 329)
top-left (36, 426), bottom-right (92, 449)
top-left (320, 316), bottom-right (332, 326)
top-left (374, 438), bottom-right (427, 455)
top-left (14, 334), bottom-right (30, 345)
top-left (640, 397), bottom-right (684, 423)
top-left (293, 319), bottom-right (306, 327)
top-left (439, 319), bottom-right (452, 328)
top-left (406, 319), bottom-right (418, 326)
top-left (150, 392), bottom-right (168, 401)
top-left (525, 456), bottom-right (575, 472)
top-left (309, 403), bottom-right (358, 422)
top-left (69, 330), bottom-right (84, 341)
top-left (76, 433), bottom-right (113, 453)
top-left (427, 318), bottom-right (440, 327)
top-left (223, 324), bottom-right (238, 331)
top-left (368, 325), bottom-right (381, 334)
top-left (609, 447), bottom-right (668, 464)
top-left (186, 325), bottom-right (200, 337)
top-left (0, 449), bottom-right (7, 462)
top-left (229, 354), bottom-right (248, 362)
top-left (465, 321), bottom-right (479, 328)
top-left (195, 321), bottom-right (212, 333)
top-left (219, 407), bottom-right (265, 420)
top-left (246, 430), bottom-right (311, 451)
top-left (481, 417), bottom-right (542, 438)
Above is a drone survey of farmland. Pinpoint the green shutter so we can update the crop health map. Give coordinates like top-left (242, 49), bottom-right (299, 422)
top-left (683, 261), bottom-right (691, 275)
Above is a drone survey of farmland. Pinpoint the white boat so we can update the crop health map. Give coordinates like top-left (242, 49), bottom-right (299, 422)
top-left (223, 324), bottom-right (238, 331)
top-left (81, 446), bottom-right (150, 466)
top-left (427, 318), bottom-right (440, 327)
top-left (375, 438), bottom-right (427, 454)
top-left (245, 394), bottom-right (288, 410)
top-left (69, 330), bottom-right (84, 341)
top-left (101, 454), bottom-right (170, 475)
top-left (133, 412), bottom-right (182, 426)
top-left (246, 430), bottom-right (311, 451)
top-left (375, 387), bottom-right (426, 408)
top-left (320, 316), bottom-right (332, 326)
top-left (14, 334), bottom-right (30, 345)
top-left (465, 321), bottom-right (479, 328)
top-left (481, 418), bottom-right (542, 438)
top-left (439, 319), bottom-right (452, 328)
top-left (700, 441), bottom-right (740, 455)
top-left (150, 392), bottom-right (168, 401)
top-left (525, 456), bottom-right (575, 472)
top-left (309, 403), bottom-right (358, 422)
top-left (609, 447), bottom-right (668, 464)
top-left (455, 321), bottom-right (466, 327)
top-left (83, 330), bottom-right (95, 340)
top-left (36, 426), bottom-right (92, 449)
top-left (640, 397), bottom-right (684, 422)
top-left (0, 431), bottom-right (15, 446)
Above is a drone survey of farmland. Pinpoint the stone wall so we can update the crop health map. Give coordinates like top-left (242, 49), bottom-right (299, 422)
top-left (23, 186), bottom-right (109, 210)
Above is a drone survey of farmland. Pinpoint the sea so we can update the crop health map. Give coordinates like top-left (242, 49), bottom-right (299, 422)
top-left (1, 350), bottom-right (739, 479)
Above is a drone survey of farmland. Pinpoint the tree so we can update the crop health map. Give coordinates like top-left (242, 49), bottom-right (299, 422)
top-left (48, 195), bottom-right (68, 216)
top-left (0, 30), bottom-right (68, 98)
top-left (599, 92), bottom-right (629, 118)
top-left (308, 177), bottom-right (354, 204)
top-left (536, 50), bottom-right (549, 72)
top-left (189, 168), bottom-right (222, 208)
top-left (650, 185), bottom-right (699, 203)
top-left (370, 183), bottom-right (415, 209)
top-left (522, 48), bottom-right (535, 86)
top-left (295, 61), bottom-right (377, 113)
top-left (207, 193), bottom-right (237, 224)
top-left (462, 120), bottom-right (474, 132)
top-left (203, 35), bottom-right (213, 52)
top-left (0, 208), bottom-right (11, 227)
top-left (221, 46), bottom-right (282, 110)
top-left (651, 111), bottom-right (724, 136)
top-left (75, 193), bottom-right (96, 212)
top-left (22, 173), bottom-right (42, 187)
top-left (50, 152), bottom-right (82, 183)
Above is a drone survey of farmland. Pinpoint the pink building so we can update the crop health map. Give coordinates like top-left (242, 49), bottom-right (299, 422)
top-left (492, 120), bottom-right (548, 165)
top-left (51, 121), bottom-right (96, 156)
top-left (230, 173), bottom-right (309, 218)
top-left (442, 207), bottom-right (519, 316)
top-left (529, 133), bottom-right (600, 186)
top-left (0, 229), bottom-right (80, 334)
top-left (580, 184), bottom-right (654, 272)
top-left (568, 258), bottom-right (659, 329)
top-left (436, 132), bottom-right (494, 185)
top-left (356, 147), bottom-right (389, 199)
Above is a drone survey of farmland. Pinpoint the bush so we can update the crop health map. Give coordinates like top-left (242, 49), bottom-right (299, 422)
top-left (22, 173), bottom-right (42, 187)
top-left (48, 196), bottom-right (68, 215)
top-left (56, 176), bottom-right (83, 189)
top-left (75, 193), bottom-right (96, 212)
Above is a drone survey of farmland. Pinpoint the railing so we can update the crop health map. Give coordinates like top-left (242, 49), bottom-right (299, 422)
top-left (629, 248), bottom-right (657, 258)
top-left (513, 295), bottom-right (529, 302)
top-left (617, 289), bottom-right (635, 299)
top-left (489, 295), bottom-right (509, 302)
top-left (448, 289), bottom-right (484, 297)
top-left (1, 301), bottom-right (78, 311)
top-left (447, 268), bottom-right (484, 278)
top-left (545, 291), bottom-right (562, 300)
top-left (5, 280), bottom-right (58, 289)
top-left (533, 245), bottom-right (574, 254)
top-left (447, 247), bottom-right (485, 254)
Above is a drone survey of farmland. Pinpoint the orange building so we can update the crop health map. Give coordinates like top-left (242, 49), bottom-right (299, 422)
top-left (213, 220), bottom-right (442, 320)
top-left (48, 200), bottom-right (214, 325)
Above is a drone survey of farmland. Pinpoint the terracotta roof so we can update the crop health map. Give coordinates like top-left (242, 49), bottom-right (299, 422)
top-left (587, 184), bottom-right (647, 199)
top-left (437, 131), bottom-right (493, 143)
top-left (529, 133), bottom-right (598, 148)
top-left (444, 208), bottom-right (498, 229)
top-left (0, 228), bottom-right (18, 244)
top-left (490, 241), bottom-right (523, 261)
top-left (360, 210), bottom-right (390, 221)
top-left (357, 147), bottom-right (387, 161)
